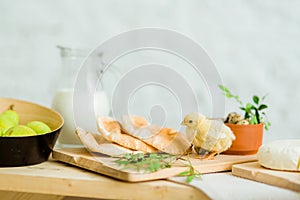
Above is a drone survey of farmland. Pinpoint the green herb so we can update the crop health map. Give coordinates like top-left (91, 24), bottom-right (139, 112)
top-left (219, 85), bottom-right (271, 130)
top-left (113, 152), bottom-right (202, 183)
top-left (177, 154), bottom-right (202, 183)
top-left (113, 153), bottom-right (176, 172)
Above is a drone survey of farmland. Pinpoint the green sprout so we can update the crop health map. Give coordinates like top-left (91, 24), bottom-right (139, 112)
top-left (113, 152), bottom-right (201, 183)
top-left (219, 85), bottom-right (271, 130)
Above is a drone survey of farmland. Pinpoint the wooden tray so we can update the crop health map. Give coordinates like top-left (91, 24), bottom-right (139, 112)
top-left (53, 148), bottom-right (257, 182)
top-left (232, 162), bottom-right (300, 192)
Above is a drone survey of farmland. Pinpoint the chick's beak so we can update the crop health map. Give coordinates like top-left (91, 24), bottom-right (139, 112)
top-left (180, 120), bottom-right (185, 126)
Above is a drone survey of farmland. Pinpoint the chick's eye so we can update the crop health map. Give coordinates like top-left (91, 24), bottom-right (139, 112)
top-left (188, 120), bottom-right (193, 123)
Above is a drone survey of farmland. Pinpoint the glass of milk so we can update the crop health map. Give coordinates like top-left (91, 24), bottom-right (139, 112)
top-left (52, 46), bottom-right (110, 148)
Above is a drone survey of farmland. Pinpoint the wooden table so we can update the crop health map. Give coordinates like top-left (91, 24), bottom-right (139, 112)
top-left (0, 160), bottom-right (210, 200)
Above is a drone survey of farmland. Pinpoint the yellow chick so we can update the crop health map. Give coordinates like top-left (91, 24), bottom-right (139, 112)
top-left (181, 113), bottom-right (235, 159)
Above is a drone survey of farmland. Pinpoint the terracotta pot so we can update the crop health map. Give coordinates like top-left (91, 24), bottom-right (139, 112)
top-left (223, 123), bottom-right (264, 155)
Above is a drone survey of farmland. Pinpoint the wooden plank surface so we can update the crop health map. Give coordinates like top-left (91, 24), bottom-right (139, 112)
top-left (232, 162), bottom-right (300, 192)
top-left (52, 148), bottom-right (257, 182)
top-left (0, 159), bottom-right (210, 200)
top-left (0, 191), bottom-right (64, 200)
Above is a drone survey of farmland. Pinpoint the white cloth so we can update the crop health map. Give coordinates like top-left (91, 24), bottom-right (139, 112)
top-left (169, 172), bottom-right (300, 200)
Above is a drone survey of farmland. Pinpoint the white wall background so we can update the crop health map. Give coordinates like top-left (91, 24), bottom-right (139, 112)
top-left (1, 0), bottom-right (300, 142)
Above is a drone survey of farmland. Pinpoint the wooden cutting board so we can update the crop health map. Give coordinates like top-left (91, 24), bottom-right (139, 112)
top-left (52, 148), bottom-right (257, 182)
top-left (232, 162), bottom-right (300, 192)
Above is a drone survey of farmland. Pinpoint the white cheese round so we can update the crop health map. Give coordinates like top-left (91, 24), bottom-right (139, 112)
top-left (257, 140), bottom-right (300, 171)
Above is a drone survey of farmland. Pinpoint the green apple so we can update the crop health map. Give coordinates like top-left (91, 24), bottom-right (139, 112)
top-left (3, 125), bottom-right (37, 137)
top-left (26, 121), bottom-right (51, 134)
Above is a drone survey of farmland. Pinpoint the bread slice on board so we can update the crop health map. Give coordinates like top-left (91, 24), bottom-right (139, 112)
top-left (121, 115), bottom-right (191, 155)
top-left (76, 127), bottom-right (135, 156)
top-left (97, 116), bottom-right (157, 153)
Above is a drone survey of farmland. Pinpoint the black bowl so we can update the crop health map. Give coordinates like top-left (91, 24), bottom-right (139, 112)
top-left (0, 97), bottom-right (64, 167)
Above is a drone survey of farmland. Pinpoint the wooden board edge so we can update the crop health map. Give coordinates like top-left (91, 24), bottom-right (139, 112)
top-left (52, 149), bottom-right (258, 183)
top-left (52, 149), bottom-right (181, 182)
top-left (196, 158), bottom-right (257, 174)
top-left (232, 162), bottom-right (300, 192)
top-left (0, 172), bottom-right (210, 200)
top-left (52, 150), bottom-right (133, 182)
top-left (52, 149), bottom-right (173, 182)
top-left (166, 179), bottom-right (212, 200)
top-left (0, 191), bottom-right (64, 200)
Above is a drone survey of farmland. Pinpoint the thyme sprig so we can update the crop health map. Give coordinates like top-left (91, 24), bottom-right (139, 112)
top-left (112, 152), bottom-right (201, 183)
top-left (177, 154), bottom-right (202, 183)
top-left (113, 153), bottom-right (176, 172)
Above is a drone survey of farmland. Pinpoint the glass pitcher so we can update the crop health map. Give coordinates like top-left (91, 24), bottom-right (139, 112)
top-left (52, 46), bottom-right (110, 148)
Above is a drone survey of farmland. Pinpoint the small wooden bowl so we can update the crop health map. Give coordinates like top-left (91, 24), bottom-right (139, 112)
top-left (0, 97), bottom-right (64, 167)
